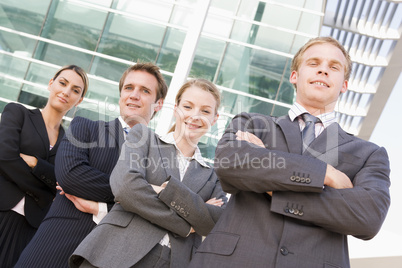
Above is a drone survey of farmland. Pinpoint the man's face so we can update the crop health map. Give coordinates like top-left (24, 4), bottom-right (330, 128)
top-left (290, 43), bottom-right (348, 114)
top-left (119, 70), bottom-right (163, 127)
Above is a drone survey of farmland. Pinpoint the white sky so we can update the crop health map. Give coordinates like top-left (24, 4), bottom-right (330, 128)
top-left (349, 72), bottom-right (402, 259)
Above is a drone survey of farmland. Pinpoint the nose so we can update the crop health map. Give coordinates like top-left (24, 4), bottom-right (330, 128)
top-left (318, 64), bottom-right (329, 76)
top-left (129, 88), bottom-right (140, 100)
top-left (62, 87), bottom-right (70, 97)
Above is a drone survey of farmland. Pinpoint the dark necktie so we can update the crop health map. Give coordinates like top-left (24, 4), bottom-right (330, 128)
top-left (123, 127), bottom-right (130, 135)
top-left (301, 113), bottom-right (319, 151)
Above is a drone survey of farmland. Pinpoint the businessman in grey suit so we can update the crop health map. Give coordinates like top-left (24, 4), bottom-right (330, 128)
top-left (188, 37), bottom-right (391, 268)
top-left (16, 62), bottom-right (168, 268)
top-left (70, 78), bottom-right (227, 267)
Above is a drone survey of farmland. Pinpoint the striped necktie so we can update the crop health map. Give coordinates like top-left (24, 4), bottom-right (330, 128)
top-left (301, 113), bottom-right (319, 151)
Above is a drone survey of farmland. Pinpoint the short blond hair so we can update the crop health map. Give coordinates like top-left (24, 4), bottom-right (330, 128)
top-left (291, 36), bottom-right (352, 81)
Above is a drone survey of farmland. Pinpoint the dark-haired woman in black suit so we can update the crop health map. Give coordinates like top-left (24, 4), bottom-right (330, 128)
top-left (0, 65), bottom-right (88, 267)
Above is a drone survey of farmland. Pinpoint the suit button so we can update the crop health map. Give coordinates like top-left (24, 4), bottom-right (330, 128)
top-left (300, 177), bottom-right (305, 183)
top-left (280, 247), bottom-right (289, 256)
top-left (305, 178), bottom-right (311, 184)
top-left (290, 176), bottom-right (295, 181)
top-left (170, 201), bottom-right (176, 207)
top-left (179, 208), bottom-right (185, 213)
top-left (175, 205), bottom-right (180, 210)
top-left (289, 208), bottom-right (294, 214)
top-left (295, 176), bottom-right (300, 182)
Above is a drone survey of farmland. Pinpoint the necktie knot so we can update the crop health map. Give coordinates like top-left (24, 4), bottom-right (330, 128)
top-left (302, 113), bottom-right (319, 125)
top-left (123, 127), bottom-right (130, 134)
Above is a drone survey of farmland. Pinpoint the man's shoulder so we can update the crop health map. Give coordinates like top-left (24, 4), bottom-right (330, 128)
top-left (233, 112), bottom-right (282, 126)
top-left (70, 116), bottom-right (118, 128)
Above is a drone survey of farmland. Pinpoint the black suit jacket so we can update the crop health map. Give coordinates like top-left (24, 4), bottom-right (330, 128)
top-left (0, 103), bottom-right (64, 228)
top-left (15, 116), bottom-right (124, 268)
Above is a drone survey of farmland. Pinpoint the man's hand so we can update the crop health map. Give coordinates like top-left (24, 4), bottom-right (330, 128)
top-left (236, 130), bottom-right (265, 148)
top-left (324, 164), bottom-right (353, 189)
top-left (206, 197), bottom-right (224, 207)
top-left (56, 184), bottom-right (99, 215)
top-left (20, 153), bottom-right (38, 168)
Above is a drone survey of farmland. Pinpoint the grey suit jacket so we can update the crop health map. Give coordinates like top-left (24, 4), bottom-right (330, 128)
top-left (188, 112), bottom-right (391, 268)
top-left (70, 123), bottom-right (227, 268)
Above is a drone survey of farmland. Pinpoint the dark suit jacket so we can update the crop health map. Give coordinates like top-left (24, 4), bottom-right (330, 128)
top-left (15, 116), bottom-right (124, 268)
top-left (0, 103), bottom-right (64, 228)
top-left (189, 112), bottom-right (391, 268)
top-left (70, 123), bottom-right (227, 268)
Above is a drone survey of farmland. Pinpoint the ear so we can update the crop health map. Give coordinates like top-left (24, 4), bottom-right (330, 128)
top-left (289, 70), bottom-right (298, 84)
top-left (75, 97), bottom-right (84, 107)
top-left (340, 80), bottom-right (348, 94)
top-left (48, 78), bottom-right (54, 91)
top-left (211, 113), bottom-right (219, 127)
top-left (154, 99), bottom-right (164, 112)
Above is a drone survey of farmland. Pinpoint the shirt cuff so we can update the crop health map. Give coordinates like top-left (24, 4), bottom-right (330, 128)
top-left (92, 202), bottom-right (108, 224)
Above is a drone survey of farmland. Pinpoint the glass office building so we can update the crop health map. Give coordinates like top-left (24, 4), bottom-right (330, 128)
top-left (0, 0), bottom-right (400, 162)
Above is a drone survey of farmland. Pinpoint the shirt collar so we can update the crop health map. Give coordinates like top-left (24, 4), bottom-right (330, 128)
top-left (288, 102), bottom-right (337, 128)
top-left (118, 116), bottom-right (130, 130)
top-left (159, 132), bottom-right (210, 169)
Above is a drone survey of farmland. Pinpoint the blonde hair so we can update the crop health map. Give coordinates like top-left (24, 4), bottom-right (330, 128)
top-left (169, 78), bottom-right (221, 133)
top-left (291, 36), bottom-right (352, 86)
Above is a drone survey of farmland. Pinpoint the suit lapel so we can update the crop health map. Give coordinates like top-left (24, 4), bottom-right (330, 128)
top-left (275, 115), bottom-right (302, 154)
top-left (109, 118), bottom-right (125, 149)
top-left (49, 126), bottom-right (65, 157)
top-left (182, 160), bottom-right (212, 193)
top-left (156, 139), bottom-right (180, 181)
top-left (304, 123), bottom-right (354, 164)
top-left (29, 109), bottom-right (49, 156)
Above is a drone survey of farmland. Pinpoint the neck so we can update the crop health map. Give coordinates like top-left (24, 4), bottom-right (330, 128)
top-left (173, 131), bottom-right (198, 157)
top-left (295, 101), bottom-right (335, 116)
top-left (41, 105), bottom-right (64, 129)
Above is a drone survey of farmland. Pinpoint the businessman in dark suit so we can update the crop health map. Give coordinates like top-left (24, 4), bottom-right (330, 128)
top-left (16, 62), bottom-right (168, 268)
top-left (188, 37), bottom-right (391, 268)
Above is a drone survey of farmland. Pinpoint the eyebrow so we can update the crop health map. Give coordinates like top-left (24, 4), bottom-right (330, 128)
top-left (123, 83), bottom-right (152, 92)
top-left (307, 57), bottom-right (344, 67)
top-left (182, 100), bottom-right (213, 109)
top-left (60, 76), bottom-right (83, 90)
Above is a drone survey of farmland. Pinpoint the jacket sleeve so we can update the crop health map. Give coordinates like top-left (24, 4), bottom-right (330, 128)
top-left (214, 112), bottom-right (327, 195)
top-left (55, 117), bottom-right (114, 203)
top-left (0, 103), bottom-right (54, 208)
top-left (158, 172), bottom-right (227, 236)
top-left (110, 124), bottom-right (192, 238)
top-left (270, 145), bottom-right (391, 240)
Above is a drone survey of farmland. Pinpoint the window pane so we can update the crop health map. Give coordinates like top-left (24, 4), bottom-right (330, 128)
top-left (156, 28), bottom-right (186, 73)
top-left (41, 1), bottom-right (108, 51)
top-left (0, 31), bottom-right (37, 55)
top-left (272, 104), bottom-right (291, 117)
top-left (90, 57), bottom-right (130, 81)
top-left (210, 0), bottom-right (241, 15)
top-left (189, 37), bottom-right (225, 81)
top-left (0, 0), bottom-right (51, 35)
top-left (169, 4), bottom-right (196, 28)
top-left (97, 13), bottom-right (166, 63)
top-left (0, 52), bottom-right (30, 81)
top-left (220, 90), bottom-right (274, 116)
top-left (217, 44), bottom-right (287, 99)
top-left (34, 42), bottom-right (92, 70)
top-left (115, 0), bottom-right (173, 23)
